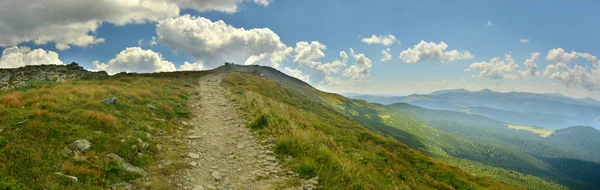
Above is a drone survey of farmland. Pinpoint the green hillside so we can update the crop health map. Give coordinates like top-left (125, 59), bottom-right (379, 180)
top-left (222, 71), bottom-right (517, 189)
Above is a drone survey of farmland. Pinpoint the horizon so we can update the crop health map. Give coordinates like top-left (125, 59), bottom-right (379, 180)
top-left (1, 0), bottom-right (600, 100)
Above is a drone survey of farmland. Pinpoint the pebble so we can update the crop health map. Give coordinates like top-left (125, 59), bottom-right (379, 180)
top-left (189, 153), bottom-right (200, 159)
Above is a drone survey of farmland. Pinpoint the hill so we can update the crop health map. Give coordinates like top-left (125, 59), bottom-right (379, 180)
top-left (0, 64), bottom-right (516, 189)
top-left (347, 89), bottom-right (600, 129)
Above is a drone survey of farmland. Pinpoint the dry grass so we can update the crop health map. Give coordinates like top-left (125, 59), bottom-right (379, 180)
top-left (0, 75), bottom-right (193, 189)
top-left (506, 124), bottom-right (555, 137)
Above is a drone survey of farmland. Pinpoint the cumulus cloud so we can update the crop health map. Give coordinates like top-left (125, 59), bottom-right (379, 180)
top-left (0, 46), bottom-right (64, 68)
top-left (543, 48), bottom-right (600, 91)
top-left (253, 0), bottom-right (273, 6)
top-left (520, 39), bottom-right (530, 44)
top-left (293, 41), bottom-right (327, 64)
top-left (361, 34), bottom-right (399, 46)
top-left (399, 41), bottom-right (473, 63)
top-left (466, 54), bottom-right (519, 80)
top-left (381, 48), bottom-right (392, 62)
top-left (157, 15), bottom-right (290, 68)
top-left (284, 67), bottom-right (310, 82)
top-left (343, 49), bottom-right (373, 81)
top-left (93, 47), bottom-right (176, 75)
top-left (545, 48), bottom-right (598, 63)
top-left (0, 0), bottom-right (272, 50)
top-left (179, 61), bottom-right (205, 71)
top-left (519, 52), bottom-right (541, 77)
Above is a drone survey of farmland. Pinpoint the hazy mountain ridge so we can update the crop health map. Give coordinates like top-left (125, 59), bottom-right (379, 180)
top-left (347, 89), bottom-right (600, 129)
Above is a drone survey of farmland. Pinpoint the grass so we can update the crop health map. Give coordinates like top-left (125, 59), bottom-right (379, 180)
top-left (0, 75), bottom-right (190, 189)
top-left (222, 72), bottom-right (519, 190)
top-left (506, 124), bottom-right (554, 137)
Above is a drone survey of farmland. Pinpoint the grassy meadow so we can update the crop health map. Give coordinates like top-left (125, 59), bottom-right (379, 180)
top-left (0, 76), bottom-right (190, 189)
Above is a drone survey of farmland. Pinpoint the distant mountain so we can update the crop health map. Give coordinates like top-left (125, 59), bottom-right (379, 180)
top-left (347, 89), bottom-right (600, 129)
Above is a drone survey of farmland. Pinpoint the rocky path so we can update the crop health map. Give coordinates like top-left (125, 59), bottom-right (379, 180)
top-left (176, 74), bottom-right (296, 190)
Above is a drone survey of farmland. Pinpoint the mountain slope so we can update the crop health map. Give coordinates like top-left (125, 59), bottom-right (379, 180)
top-left (221, 70), bottom-right (516, 189)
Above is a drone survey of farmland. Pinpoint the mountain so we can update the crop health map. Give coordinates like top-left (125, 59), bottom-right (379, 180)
top-left (348, 89), bottom-right (600, 129)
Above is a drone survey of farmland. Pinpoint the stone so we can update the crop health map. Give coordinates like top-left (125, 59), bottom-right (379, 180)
top-left (54, 172), bottom-right (78, 183)
top-left (189, 152), bottom-right (200, 159)
top-left (62, 147), bottom-right (74, 155)
top-left (101, 97), bottom-right (117, 104)
top-left (1, 73), bottom-right (10, 82)
top-left (193, 185), bottom-right (205, 190)
top-left (265, 150), bottom-right (274, 154)
top-left (71, 139), bottom-right (91, 152)
top-left (141, 142), bottom-right (149, 150)
top-left (211, 171), bottom-right (223, 181)
top-left (190, 161), bottom-right (198, 167)
top-left (107, 153), bottom-right (148, 176)
top-left (287, 171), bottom-right (295, 175)
top-left (0, 82), bottom-right (8, 89)
top-left (266, 156), bottom-right (277, 162)
top-left (146, 103), bottom-right (158, 110)
top-left (184, 84), bottom-right (191, 87)
top-left (156, 144), bottom-right (163, 152)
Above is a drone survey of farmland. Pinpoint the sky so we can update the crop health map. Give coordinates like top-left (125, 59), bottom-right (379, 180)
top-left (1, 0), bottom-right (600, 100)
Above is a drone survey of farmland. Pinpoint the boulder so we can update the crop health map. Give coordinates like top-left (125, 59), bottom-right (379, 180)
top-left (71, 139), bottom-right (92, 152)
top-left (107, 153), bottom-right (148, 176)
top-left (101, 97), bottom-right (117, 104)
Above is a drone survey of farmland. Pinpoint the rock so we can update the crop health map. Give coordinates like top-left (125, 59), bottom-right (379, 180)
top-left (93, 131), bottom-right (102, 134)
top-left (193, 185), bottom-right (205, 190)
top-left (71, 139), bottom-right (91, 152)
top-left (101, 97), bottom-right (117, 104)
top-left (156, 144), bottom-right (163, 152)
top-left (184, 84), bottom-right (191, 87)
top-left (107, 153), bottom-right (148, 176)
top-left (287, 171), bottom-right (295, 175)
top-left (211, 171), bottom-right (223, 181)
top-left (54, 172), bottom-right (78, 183)
top-left (205, 185), bottom-right (217, 190)
top-left (0, 82), bottom-right (7, 89)
top-left (190, 161), bottom-right (198, 167)
top-left (146, 103), bottom-right (158, 110)
top-left (141, 142), bottom-right (149, 150)
top-left (265, 150), bottom-right (274, 154)
top-left (266, 156), bottom-right (277, 162)
top-left (62, 147), bottom-right (74, 155)
top-left (1, 74), bottom-right (10, 82)
top-left (189, 152), bottom-right (200, 159)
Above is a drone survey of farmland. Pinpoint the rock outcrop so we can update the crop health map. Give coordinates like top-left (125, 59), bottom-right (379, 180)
top-left (0, 62), bottom-right (108, 89)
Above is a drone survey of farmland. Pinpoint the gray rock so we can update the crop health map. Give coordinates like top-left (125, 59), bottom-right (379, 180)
top-left (54, 172), bottom-right (78, 183)
top-left (1, 73), bottom-right (10, 82)
top-left (0, 82), bottom-right (8, 89)
top-left (141, 142), bottom-right (149, 150)
top-left (107, 153), bottom-right (148, 176)
top-left (71, 139), bottom-right (91, 152)
top-left (62, 147), bottom-right (74, 155)
top-left (189, 161), bottom-right (198, 167)
top-left (211, 171), bottom-right (223, 181)
top-left (146, 103), bottom-right (158, 110)
top-left (101, 97), bottom-right (117, 104)
top-left (189, 152), bottom-right (200, 159)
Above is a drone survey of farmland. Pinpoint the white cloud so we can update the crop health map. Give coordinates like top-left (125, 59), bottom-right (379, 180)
top-left (284, 67), bottom-right (310, 83)
top-left (93, 47), bottom-right (176, 75)
top-left (157, 15), bottom-right (290, 68)
top-left (543, 48), bottom-right (600, 91)
top-left (486, 20), bottom-right (492, 27)
top-left (343, 49), bottom-right (373, 81)
top-left (0, 0), bottom-right (272, 50)
top-left (179, 61), bottom-right (205, 71)
top-left (293, 41), bottom-right (327, 64)
top-left (399, 41), bottom-right (473, 64)
top-left (519, 52), bottom-right (541, 77)
top-left (520, 39), bottom-right (530, 44)
top-left (0, 46), bottom-right (64, 68)
top-left (381, 48), bottom-right (392, 62)
top-left (253, 0), bottom-right (273, 6)
top-left (361, 34), bottom-right (399, 46)
top-left (466, 54), bottom-right (519, 80)
top-left (545, 48), bottom-right (598, 63)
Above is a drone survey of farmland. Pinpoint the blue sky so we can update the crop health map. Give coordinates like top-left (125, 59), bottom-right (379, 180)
top-left (1, 0), bottom-right (600, 99)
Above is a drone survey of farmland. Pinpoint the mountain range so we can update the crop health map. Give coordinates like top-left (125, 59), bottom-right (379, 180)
top-left (346, 89), bottom-right (600, 129)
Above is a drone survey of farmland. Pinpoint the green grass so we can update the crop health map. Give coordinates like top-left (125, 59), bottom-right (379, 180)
top-left (222, 72), bottom-right (519, 190)
top-left (0, 76), bottom-right (190, 189)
